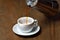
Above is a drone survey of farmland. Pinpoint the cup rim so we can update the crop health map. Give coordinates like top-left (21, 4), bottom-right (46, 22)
top-left (17, 17), bottom-right (35, 25)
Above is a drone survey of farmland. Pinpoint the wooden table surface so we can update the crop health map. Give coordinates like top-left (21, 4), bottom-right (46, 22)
top-left (0, 0), bottom-right (60, 40)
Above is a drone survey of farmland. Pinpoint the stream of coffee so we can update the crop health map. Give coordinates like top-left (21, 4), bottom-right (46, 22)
top-left (24, 6), bottom-right (31, 24)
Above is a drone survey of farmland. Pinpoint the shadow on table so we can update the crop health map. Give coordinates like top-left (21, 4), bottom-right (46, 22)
top-left (54, 12), bottom-right (60, 21)
top-left (46, 11), bottom-right (60, 21)
top-left (15, 27), bottom-right (41, 38)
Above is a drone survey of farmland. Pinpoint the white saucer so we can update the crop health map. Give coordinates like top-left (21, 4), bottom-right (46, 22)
top-left (12, 24), bottom-right (40, 36)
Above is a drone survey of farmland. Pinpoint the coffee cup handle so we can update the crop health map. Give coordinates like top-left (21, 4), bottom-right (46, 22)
top-left (34, 19), bottom-right (38, 27)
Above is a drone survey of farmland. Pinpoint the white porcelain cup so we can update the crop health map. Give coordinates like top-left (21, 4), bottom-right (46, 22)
top-left (17, 17), bottom-right (38, 33)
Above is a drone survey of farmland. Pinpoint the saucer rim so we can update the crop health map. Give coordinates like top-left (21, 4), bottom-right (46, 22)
top-left (12, 24), bottom-right (40, 36)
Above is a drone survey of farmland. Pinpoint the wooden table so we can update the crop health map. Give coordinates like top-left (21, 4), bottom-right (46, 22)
top-left (0, 0), bottom-right (60, 40)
